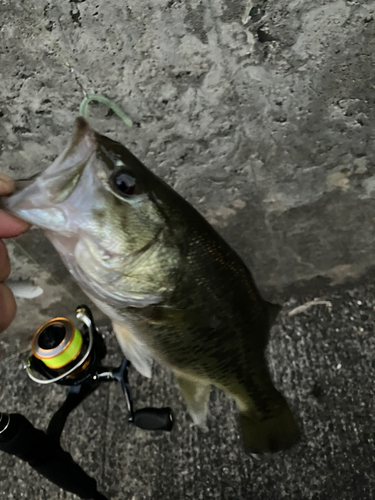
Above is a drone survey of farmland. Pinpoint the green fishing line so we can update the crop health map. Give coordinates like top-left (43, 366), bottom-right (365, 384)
top-left (79, 94), bottom-right (133, 128)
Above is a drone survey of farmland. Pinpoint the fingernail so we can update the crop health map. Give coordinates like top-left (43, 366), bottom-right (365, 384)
top-left (0, 173), bottom-right (15, 194)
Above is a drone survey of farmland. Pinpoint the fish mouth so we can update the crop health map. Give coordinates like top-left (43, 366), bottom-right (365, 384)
top-left (4, 118), bottom-right (100, 232)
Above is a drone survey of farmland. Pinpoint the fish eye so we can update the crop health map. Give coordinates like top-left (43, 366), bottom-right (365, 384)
top-left (112, 171), bottom-right (136, 196)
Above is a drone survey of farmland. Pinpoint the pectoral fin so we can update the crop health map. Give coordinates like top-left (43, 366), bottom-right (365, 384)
top-left (175, 374), bottom-right (211, 426)
top-left (112, 321), bottom-right (153, 378)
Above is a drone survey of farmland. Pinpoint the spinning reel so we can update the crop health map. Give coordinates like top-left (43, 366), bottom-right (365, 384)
top-left (0, 305), bottom-right (173, 500)
top-left (26, 304), bottom-right (174, 432)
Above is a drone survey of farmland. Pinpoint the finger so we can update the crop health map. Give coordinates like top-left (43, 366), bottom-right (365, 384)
top-left (0, 240), bottom-right (10, 282)
top-left (0, 173), bottom-right (15, 196)
top-left (0, 283), bottom-right (17, 333)
top-left (0, 211), bottom-right (30, 238)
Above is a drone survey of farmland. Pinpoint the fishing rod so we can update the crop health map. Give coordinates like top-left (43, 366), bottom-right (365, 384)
top-left (0, 305), bottom-right (174, 500)
top-left (0, 411), bottom-right (108, 500)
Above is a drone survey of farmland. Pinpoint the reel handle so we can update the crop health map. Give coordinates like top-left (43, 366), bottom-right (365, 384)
top-left (133, 407), bottom-right (174, 431)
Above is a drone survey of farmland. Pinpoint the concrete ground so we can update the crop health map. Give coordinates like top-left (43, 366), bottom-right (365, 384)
top-left (0, 243), bottom-right (374, 499)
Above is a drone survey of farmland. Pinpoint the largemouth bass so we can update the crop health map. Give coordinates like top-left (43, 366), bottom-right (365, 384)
top-left (4, 118), bottom-right (300, 454)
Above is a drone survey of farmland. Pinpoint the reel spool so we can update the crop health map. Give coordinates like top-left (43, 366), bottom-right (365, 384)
top-left (31, 318), bottom-right (88, 374)
top-left (26, 306), bottom-right (100, 386)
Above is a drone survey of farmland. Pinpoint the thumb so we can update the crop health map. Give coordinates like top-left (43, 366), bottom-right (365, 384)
top-left (0, 283), bottom-right (17, 333)
top-left (0, 211), bottom-right (30, 238)
top-left (0, 173), bottom-right (15, 195)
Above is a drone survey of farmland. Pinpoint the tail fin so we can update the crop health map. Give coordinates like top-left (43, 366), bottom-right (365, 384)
top-left (239, 400), bottom-right (300, 454)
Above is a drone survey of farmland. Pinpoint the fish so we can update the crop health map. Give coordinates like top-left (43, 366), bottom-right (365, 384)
top-left (4, 117), bottom-right (300, 454)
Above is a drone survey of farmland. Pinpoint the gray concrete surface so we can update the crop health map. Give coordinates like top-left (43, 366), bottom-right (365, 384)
top-left (1, 0), bottom-right (375, 499)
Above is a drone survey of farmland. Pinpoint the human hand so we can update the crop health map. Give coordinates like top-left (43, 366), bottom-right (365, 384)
top-left (0, 173), bottom-right (30, 332)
